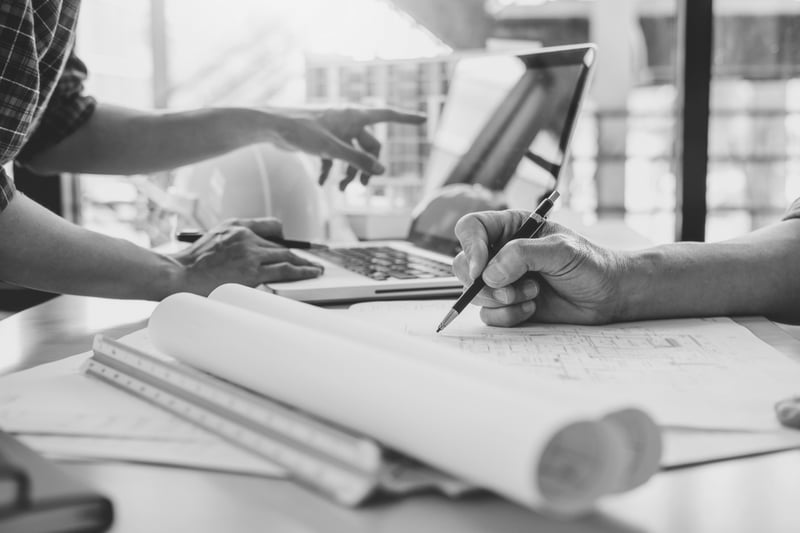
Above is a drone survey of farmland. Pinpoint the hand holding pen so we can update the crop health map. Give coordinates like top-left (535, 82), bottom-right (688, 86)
top-left (447, 194), bottom-right (634, 328)
top-left (169, 218), bottom-right (326, 295)
top-left (438, 191), bottom-right (560, 332)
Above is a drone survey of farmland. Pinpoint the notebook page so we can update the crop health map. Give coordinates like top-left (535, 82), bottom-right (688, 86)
top-left (149, 292), bottom-right (633, 515)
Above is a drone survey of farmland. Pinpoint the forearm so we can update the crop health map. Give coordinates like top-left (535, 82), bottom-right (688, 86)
top-left (0, 194), bottom-right (183, 299)
top-left (617, 219), bottom-right (800, 323)
top-left (23, 104), bottom-right (286, 175)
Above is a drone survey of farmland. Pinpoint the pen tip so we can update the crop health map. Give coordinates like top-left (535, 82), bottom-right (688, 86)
top-left (436, 309), bottom-right (458, 334)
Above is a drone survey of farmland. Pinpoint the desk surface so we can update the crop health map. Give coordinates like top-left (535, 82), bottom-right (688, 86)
top-left (3, 295), bottom-right (800, 533)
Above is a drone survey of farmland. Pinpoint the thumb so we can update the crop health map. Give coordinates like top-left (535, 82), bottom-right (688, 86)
top-left (482, 224), bottom-right (579, 287)
top-left (454, 210), bottom-right (530, 280)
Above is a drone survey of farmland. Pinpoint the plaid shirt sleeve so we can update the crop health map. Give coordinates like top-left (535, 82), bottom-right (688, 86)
top-left (0, 167), bottom-right (14, 211)
top-left (16, 52), bottom-right (97, 164)
top-left (0, 0), bottom-right (87, 213)
top-left (0, 2), bottom-right (37, 212)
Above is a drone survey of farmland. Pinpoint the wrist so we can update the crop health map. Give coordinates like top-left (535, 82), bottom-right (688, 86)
top-left (612, 247), bottom-right (662, 321)
top-left (250, 107), bottom-right (299, 147)
top-left (206, 107), bottom-right (288, 149)
top-left (149, 253), bottom-right (190, 300)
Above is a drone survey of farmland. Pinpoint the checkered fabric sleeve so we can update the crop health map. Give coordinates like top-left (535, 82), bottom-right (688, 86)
top-left (0, 168), bottom-right (14, 212)
top-left (0, 0), bottom-right (90, 213)
top-left (16, 52), bottom-right (97, 163)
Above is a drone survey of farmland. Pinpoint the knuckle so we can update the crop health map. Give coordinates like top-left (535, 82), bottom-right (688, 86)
top-left (246, 262), bottom-right (262, 279)
top-left (276, 263), bottom-right (294, 276)
top-left (502, 240), bottom-right (529, 264)
top-left (231, 244), bottom-right (251, 261)
top-left (275, 250), bottom-right (293, 261)
top-left (260, 218), bottom-right (283, 237)
top-left (228, 226), bottom-right (251, 242)
top-left (548, 232), bottom-right (572, 248)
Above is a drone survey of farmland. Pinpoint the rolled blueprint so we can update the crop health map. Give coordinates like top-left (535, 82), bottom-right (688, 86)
top-left (210, 284), bottom-right (661, 492)
top-left (149, 289), bottom-right (655, 515)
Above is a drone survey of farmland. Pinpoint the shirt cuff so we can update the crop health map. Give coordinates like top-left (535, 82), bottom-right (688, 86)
top-left (16, 94), bottom-right (96, 163)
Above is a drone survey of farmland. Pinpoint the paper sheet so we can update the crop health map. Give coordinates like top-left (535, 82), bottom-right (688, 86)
top-left (0, 330), bottom-right (285, 477)
top-left (348, 300), bottom-right (800, 431)
top-left (17, 434), bottom-right (281, 476)
top-left (144, 285), bottom-right (662, 515)
top-left (663, 428), bottom-right (800, 467)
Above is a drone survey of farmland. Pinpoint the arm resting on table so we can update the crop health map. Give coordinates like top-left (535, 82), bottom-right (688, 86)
top-left (0, 194), bottom-right (181, 300)
top-left (619, 219), bottom-right (800, 324)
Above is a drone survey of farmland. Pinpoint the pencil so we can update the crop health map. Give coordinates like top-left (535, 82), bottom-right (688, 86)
top-left (436, 190), bottom-right (560, 333)
top-left (176, 231), bottom-right (328, 250)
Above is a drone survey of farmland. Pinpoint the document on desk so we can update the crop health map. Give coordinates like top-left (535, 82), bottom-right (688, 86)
top-left (348, 300), bottom-right (800, 432)
top-left (0, 332), bottom-right (285, 477)
top-left (141, 284), bottom-right (664, 516)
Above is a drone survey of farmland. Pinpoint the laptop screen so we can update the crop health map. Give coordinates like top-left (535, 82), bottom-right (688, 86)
top-left (407, 45), bottom-right (595, 257)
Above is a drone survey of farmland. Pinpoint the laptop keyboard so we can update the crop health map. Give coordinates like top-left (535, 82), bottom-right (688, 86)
top-left (308, 246), bottom-right (453, 281)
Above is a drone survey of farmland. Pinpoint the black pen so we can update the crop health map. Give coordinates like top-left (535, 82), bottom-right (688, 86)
top-left (176, 230), bottom-right (328, 250)
top-left (436, 190), bottom-right (560, 333)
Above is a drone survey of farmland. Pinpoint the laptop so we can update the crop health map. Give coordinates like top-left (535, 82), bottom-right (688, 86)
top-left (265, 44), bottom-right (596, 303)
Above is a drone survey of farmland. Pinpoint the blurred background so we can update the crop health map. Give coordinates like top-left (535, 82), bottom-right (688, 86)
top-left (18, 0), bottom-right (800, 250)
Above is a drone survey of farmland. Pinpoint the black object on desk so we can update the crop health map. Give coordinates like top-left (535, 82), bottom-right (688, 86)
top-left (176, 230), bottom-right (327, 250)
top-left (0, 429), bottom-right (113, 532)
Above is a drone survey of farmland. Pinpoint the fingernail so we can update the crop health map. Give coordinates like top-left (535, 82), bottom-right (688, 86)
top-left (493, 288), bottom-right (512, 304)
top-left (525, 280), bottom-right (539, 298)
top-left (372, 162), bottom-right (385, 174)
top-left (483, 263), bottom-right (508, 285)
top-left (469, 259), bottom-right (481, 281)
top-left (776, 397), bottom-right (800, 429)
top-left (522, 300), bottom-right (536, 314)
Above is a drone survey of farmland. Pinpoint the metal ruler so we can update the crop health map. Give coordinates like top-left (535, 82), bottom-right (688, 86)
top-left (85, 335), bottom-right (382, 506)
